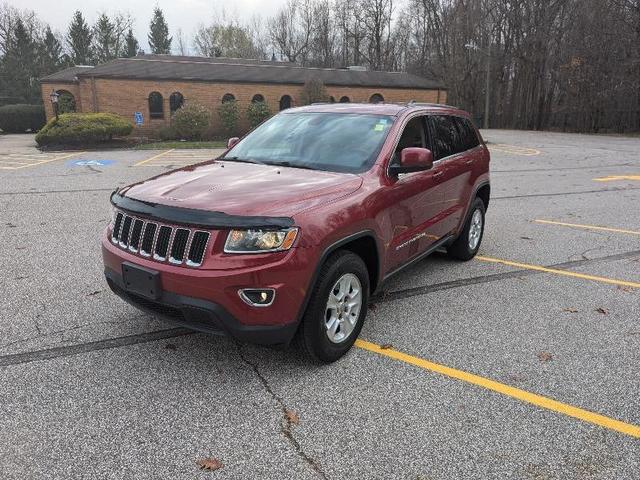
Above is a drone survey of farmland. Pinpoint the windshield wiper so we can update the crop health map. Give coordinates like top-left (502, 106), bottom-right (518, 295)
top-left (266, 161), bottom-right (316, 171)
top-left (221, 156), bottom-right (263, 164)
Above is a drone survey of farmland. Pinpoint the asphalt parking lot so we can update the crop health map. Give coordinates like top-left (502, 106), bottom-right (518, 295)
top-left (1, 130), bottom-right (639, 479)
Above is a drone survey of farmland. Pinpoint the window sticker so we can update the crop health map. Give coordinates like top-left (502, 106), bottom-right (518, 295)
top-left (374, 124), bottom-right (385, 131)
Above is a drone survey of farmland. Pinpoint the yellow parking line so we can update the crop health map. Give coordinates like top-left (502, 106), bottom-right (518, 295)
top-left (0, 160), bottom-right (31, 165)
top-left (476, 256), bottom-right (640, 289)
top-left (355, 340), bottom-right (640, 438)
top-left (10, 151), bottom-right (85, 170)
top-left (134, 149), bottom-right (174, 167)
top-left (534, 219), bottom-right (640, 236)
top-left (489, 144), bottom-right (541, 156)
top-left (594, 174), bottom-right (640, 182)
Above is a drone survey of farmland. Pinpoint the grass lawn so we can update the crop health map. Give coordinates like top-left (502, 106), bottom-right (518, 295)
top-left (134, 140), bottom-right (227, 150)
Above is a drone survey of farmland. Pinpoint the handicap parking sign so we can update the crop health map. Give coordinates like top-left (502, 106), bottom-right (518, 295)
top-left (67, 159), bottom-right (115, 167)
top-left (134, 112), bottom-right (144, 126)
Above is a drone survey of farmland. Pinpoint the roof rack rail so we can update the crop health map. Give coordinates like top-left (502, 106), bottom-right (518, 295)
top-left (405, 101), bottom-right (456, 108)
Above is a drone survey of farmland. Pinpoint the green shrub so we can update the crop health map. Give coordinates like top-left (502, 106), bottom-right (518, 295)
top-left (58, 93), bottom-right (76, 114)
top-left (158, 125), bottom-right (178, 140)
top-left (246, 101), bottom-right (271, 128)
top-left (35, 113), bottom-right (133, 146)
top-left (217, 99), bottom-right (239, 136)
top-left (171, 103), bottom-right (211, 140)
top-left (0, 104), bottom-right (46, 133)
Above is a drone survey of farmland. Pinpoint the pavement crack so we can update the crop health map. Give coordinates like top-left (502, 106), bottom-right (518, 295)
top-left (235, 344), bottom-right (329, 480)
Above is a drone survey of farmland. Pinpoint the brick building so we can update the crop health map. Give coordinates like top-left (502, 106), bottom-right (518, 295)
top-left (40, 54), bottom-right (446, 136)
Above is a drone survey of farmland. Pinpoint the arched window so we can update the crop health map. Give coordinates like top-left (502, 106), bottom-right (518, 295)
top-left (148, 92), bottom-right (164, 118)
top-left (279, 95), bottom-right (292, 111)
top-left (57, 90), bottom-right (76, 113)
top-left (339, 96), bottom-right (350, 103)
top-left (222, 93), bottom-right (236, 103)
top-left (170, 92), bottom-right (184, 113)
top-left (369, 93), bottom-right (384, 104)
top-left (252, 94), bottom-right (265, 103)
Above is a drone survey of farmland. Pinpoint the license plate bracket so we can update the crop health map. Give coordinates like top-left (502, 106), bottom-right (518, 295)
top-left (122, 262), bottom-right (161, 300)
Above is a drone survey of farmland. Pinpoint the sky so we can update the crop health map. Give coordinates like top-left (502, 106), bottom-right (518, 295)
top-left (18, 0), bottom-right (287, 54)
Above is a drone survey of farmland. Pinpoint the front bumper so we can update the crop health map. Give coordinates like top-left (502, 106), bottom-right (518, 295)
top-left (105, 267), bottom-right (299, 345)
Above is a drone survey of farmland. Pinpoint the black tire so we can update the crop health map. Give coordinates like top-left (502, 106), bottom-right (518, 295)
top-left (447, 197), bottom-right (486, 261)
top-left (296, 250), bottom-right (369, 363)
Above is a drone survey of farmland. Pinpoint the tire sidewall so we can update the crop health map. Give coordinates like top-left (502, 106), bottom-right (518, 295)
top-left (464, 199), bottom-right (486, 256)
top-left (303, 252), bottom-right (369, 362)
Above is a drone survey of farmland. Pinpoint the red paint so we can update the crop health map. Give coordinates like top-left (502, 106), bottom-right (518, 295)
top-left (102, 103), bottom-right (490, 340)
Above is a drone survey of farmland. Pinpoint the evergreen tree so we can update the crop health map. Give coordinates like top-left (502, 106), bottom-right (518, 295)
top-left (2, 19), bottom-right (38, 102)
top-left (124, 29), bottom-right (139, 57)
top-left (148, 7), bottom-right (171, 54)
top-left (40, 26), bottom-right (65, 74)
top-left (67, 10), bottom-right (93, 65)
top-left (93, 13), bottom-right (116, 63)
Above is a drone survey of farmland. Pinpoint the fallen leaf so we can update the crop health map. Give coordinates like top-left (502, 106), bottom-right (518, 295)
top-left (86, 290), bottom-right (101, 296)
top-left (617, 285), bottom-right (632, 293)
top-left (196, 458), bottom-right (223, 471)
top-left (520, 236), bottom-right (533, 240)
top-left (380, 343), bottom-right (393, 350)
top-left (562, 308), bottom-right (578, 313)
top-left (165, 343), bottom-right (177, 351)
top-left (537, 351), bottom-right (553, 362)
top-left (6, 223), bottom-right (16, 228)
top-left (595, 307), bottom-right (609, 315)
top-left (285, 409), bottom-right (300, 425)
top-left (368, 303), bottom-right (378, 311)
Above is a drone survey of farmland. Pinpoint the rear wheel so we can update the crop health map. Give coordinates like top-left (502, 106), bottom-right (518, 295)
top-left (447, 197), bottom-right (486, 261)
top-left (297, 250), bottom-right (369, 363)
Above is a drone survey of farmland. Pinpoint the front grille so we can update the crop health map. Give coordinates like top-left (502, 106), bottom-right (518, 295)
top-left (110, 211), bottom-right (210, 267)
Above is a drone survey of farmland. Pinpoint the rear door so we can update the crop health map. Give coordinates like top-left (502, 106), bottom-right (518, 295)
top-left (426, 115), bottom-right (473, 235)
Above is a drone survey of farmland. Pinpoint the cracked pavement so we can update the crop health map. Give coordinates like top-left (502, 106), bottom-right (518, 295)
top-left (1, 131), bottom-right (639, 479)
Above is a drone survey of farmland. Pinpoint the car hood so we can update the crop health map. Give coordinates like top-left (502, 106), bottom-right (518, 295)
top-left (119, 160), bottom-right (363, 218)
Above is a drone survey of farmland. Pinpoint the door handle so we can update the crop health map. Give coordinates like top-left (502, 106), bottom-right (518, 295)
top-left (465, 159), bottom-right (474, 165)
top-left (433, 171), bottom-right (444, 180)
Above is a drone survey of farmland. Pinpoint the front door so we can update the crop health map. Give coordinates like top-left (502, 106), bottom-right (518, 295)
top-left (383, 115), bottom-right (447, 272)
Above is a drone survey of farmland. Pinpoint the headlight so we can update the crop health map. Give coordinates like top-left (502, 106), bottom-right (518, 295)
top-left (224, 228), bottom-right (299, 253)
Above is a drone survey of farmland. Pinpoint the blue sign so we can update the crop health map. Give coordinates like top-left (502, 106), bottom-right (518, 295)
top-left (134, 112), bottom-right (144, 126)
top-left (67, 159), bottom-right (115, 167)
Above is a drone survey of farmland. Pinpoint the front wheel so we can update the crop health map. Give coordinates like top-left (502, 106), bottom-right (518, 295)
top-left (296, 250), bottom-right (369, 363)
top-left (447, 197), bottom-right (486, 261)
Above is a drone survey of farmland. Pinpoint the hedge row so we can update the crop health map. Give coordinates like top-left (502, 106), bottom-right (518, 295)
top-left (35, 113), bottom-right (133, 146)
top-left (0, 104), bottom-right (46, 133)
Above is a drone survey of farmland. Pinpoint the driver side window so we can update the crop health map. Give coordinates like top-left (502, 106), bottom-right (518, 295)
top-left (394, 116), bottom-right (426, 162)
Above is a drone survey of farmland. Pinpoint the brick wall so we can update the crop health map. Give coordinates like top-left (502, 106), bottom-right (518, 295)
top-left (42, 77), bottom-right (447, 137)
top-left (40, 83), bottom-right (81, 119)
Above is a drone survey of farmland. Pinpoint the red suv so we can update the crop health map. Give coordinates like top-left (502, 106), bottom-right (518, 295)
top-left (103, 103), bottom-right (490, 362)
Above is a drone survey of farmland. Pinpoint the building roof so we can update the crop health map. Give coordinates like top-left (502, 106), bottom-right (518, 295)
top-left (42, 55), bottom-right (445, 90)
top-left (40, 66), bottom-right (94, 83)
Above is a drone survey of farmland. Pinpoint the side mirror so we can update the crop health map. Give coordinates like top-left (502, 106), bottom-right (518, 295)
top-left (389, 147), bottom-right (434, 176)
top-left (227, 137), bottom-right (240, 149)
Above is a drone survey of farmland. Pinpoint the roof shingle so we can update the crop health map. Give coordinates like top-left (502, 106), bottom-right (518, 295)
top-left (42, 55), bottom-right (445, 90)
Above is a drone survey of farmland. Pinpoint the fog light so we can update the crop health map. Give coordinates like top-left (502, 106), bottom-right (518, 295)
top-left (238, 288), bottom-right (275, 307)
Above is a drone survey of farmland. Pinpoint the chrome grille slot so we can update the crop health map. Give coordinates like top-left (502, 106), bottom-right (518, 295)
top-left (169, 228), bottom-right (190, 264)
top-left (128, 219), bottom-right (144, 252)
top-left (187, 231), bottom-right (209, 266)
top-left (112, 212), bottom-right (124, 243)
top-left (154, 226), bottom-right (173, 261)
top-left (119, 216), bottom-right (133, 247)
top-left (140, 223), bottom-right (157, 257)
top-left (110, 210), bottom-right (210, 268)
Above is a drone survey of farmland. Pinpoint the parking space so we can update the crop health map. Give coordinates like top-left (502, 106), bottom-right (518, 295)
top-left (1, 129), bottom-right (639, 478)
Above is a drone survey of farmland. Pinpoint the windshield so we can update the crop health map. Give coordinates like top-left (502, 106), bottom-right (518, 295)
top-left (222, 112), bottom-right (393, 173)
